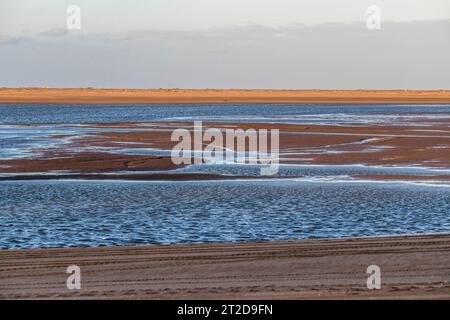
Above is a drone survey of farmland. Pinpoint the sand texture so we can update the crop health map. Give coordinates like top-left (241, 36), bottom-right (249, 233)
top-left (1, 234), bottom-right (449, 299)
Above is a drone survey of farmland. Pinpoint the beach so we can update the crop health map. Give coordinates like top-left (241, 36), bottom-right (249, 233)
top-left (1, 88), bottom-right (450, 105)
top-left (1, 234), bottom-right (449, 299)
top-left (1, 94), bottom-right (450, 300)
top-left (3, 0), bottom-right (450, 305)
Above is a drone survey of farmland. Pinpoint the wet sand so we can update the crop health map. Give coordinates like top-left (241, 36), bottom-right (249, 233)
top-left (2, 120), bottom-right (450, 181)
top-left (1, 88), bottom-right (450, 104)
top-left (0, 154), bottom-right (180, 174)
top-left (1, 234), bottom-right (449, 299)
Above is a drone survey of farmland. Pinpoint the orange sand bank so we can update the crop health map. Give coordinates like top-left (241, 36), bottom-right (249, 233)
top-left (1, 88), bottom-right (450, 104)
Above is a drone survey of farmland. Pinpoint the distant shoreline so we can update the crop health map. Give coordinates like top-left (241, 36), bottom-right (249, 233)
top-left (1, 88), bottom-right (450, 104)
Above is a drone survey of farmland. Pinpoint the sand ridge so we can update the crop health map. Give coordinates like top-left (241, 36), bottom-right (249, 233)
top-left (1, 88), bottom-right (450, 104)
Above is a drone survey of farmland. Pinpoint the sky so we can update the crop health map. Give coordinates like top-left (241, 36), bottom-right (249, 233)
top-left (1, 0), bottom-right (450, 89)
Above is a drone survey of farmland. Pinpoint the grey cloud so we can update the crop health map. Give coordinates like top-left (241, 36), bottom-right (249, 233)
top-left (39, 28), bottom-right (69, 38)
top-left (0, 36), bottom-right (33, 45)
top-left (1, 20), bottom-right (449, 89)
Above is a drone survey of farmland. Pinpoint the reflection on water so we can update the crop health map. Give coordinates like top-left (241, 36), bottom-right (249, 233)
top-left (1, 180), bottom-right (449, 249)
top-left (2, 104), bottom-right (450, 124)
top-left (169, 163), bottom-right (450, 177)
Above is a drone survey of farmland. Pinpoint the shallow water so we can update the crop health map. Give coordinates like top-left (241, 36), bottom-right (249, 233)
top-left (1, 104), bottom-right (450, 249)
top-left (1, 180), bottom-right (449, 249)
top-left (2, 103), bottom-right (450, 124)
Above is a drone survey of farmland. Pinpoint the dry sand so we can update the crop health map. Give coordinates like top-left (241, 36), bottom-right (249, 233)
top-left (1, 234), bottom-right (449, 299)
top-left (1, 88), bottom-right (450, 104)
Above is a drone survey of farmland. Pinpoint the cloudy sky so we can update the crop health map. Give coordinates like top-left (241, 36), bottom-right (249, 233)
top-left (1, 0), bottom-right (449, 89)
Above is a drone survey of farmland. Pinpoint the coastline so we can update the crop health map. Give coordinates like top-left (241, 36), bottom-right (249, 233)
top-left (1, 88), bottom-right (450, 104)
top-left (1, 234), bottom-right (449, 299)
